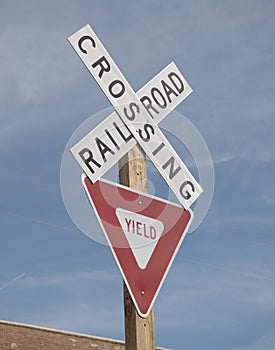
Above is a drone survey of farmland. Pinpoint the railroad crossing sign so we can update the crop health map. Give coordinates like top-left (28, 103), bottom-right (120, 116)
top-left (68, 24), bottom-right (203, 209)
top-left (82, 175), bottom-right (193, 317)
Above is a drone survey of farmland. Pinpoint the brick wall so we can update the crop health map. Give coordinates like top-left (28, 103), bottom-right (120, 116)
top-left (0, 321), bottom-right (170, 350)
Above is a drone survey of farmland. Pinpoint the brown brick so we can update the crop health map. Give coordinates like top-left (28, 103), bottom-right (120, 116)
top-left (0, 320), bottom-right (170, 350)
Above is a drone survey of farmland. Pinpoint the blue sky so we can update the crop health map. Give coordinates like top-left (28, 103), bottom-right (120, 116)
top-left (1, 1), bottom-right (275, 349)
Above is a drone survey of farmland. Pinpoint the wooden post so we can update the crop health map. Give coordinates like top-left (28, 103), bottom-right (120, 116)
top-left (119, 144), bottom-right (156, 350)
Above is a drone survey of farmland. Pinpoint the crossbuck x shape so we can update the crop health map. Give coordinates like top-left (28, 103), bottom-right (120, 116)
top-left (68, 25), bottom-right (203, 209)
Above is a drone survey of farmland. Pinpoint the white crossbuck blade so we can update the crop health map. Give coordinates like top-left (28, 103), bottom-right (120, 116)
top-left (68, 24), bottom-right (203, 209)
top-left (71, 62), bottom-right (190, 184)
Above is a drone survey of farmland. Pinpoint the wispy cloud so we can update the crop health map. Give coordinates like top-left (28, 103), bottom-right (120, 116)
top-left (26, 300), bottom-right (124, 337)
top-left (0, 273), bottom-right (26, 292)
top-left (21, 270), bottom-right (117, 288)
top-left (2, 270), bottom-right (123, 337)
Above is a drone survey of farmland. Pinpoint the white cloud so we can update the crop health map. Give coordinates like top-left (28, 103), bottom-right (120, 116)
top-left (21, 270), bottom-right (116, 288)
top-left (2, 269), bottom-right (124, 336)
top-left (213, 152), bottom-right (234, 164)
top-left (25, 300), bottom-right (124, 337)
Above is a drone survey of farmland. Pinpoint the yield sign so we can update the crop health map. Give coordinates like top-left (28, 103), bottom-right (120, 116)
top-left (82, 175), bottom-right (193, 317)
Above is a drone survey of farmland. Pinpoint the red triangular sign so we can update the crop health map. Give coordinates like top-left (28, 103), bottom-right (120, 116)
top-left (82, 175), bottom-right (193, 317)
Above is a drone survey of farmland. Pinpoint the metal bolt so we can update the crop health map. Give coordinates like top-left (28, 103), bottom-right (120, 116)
top-left (141, 290), bottom-right (145, 295)
top-left (138, 201), bottom-right (142, 205)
